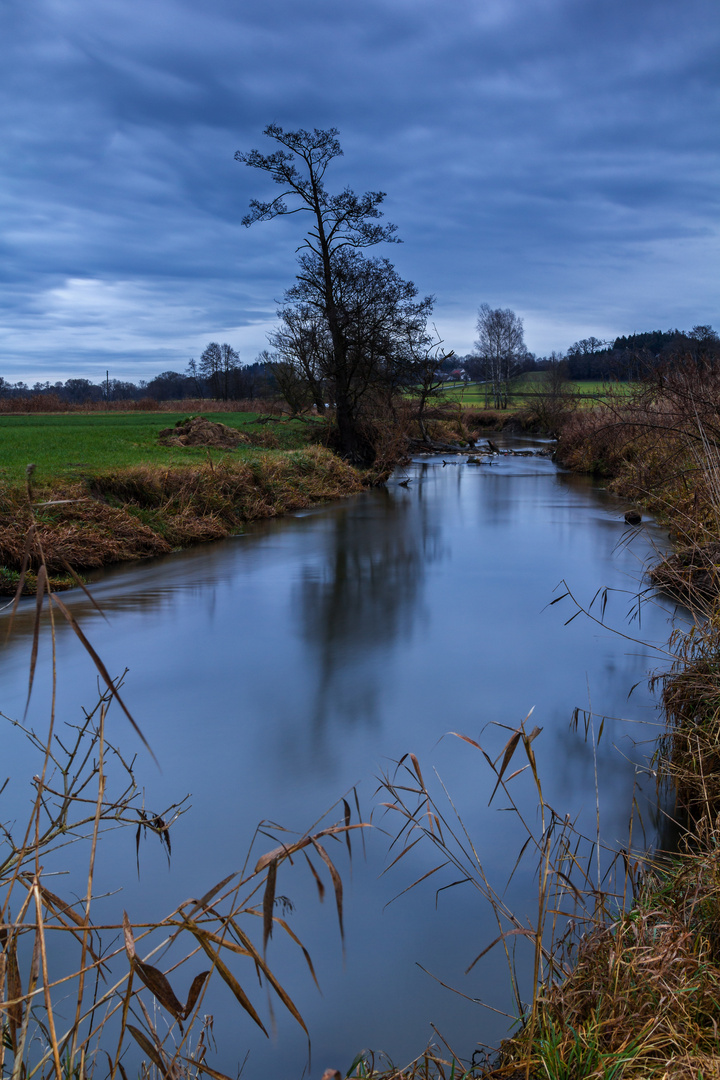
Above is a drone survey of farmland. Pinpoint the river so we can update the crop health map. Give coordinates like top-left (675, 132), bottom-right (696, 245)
top-left (0, 439), bottom-right (677, 1077)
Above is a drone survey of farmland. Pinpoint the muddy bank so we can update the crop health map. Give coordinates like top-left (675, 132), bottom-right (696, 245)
top-left (0, 446), bottom-right (366, 593)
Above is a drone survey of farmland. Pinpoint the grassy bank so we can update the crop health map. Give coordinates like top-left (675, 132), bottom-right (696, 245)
top-left (477, 360), bottom-right (720, 1079)
top-left (0, 410), bottom-right (319, 484)
top-left (0, 412), bottom-right (365, 592)
top-left (345, 366), bottom-right (720, 1079)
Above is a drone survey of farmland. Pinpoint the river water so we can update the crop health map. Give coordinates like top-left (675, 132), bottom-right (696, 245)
top-left (1, 440), bottom-right (677, 1077)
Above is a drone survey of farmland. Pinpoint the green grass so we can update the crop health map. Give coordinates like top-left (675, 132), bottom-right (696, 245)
top-left (438, 378), bottom-right (637, 407)
top-left (0, 412), bottom-right (318, 486)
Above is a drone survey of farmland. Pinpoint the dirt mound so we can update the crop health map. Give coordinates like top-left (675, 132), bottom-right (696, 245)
top-left (158, 416), bottom-right (251, 449)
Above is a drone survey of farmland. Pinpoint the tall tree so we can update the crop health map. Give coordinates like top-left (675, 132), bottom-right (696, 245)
top-left (236, 125), bottom-right (400, 462)
top-left (475, 305), bottom-right (527, 409)
top-left (271, 248), bottom-right (434, 446)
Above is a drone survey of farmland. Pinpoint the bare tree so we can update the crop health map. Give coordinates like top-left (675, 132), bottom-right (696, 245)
top-left (270, 248), bottom-right (434, 448)
top-left (475, 305), bottom-right (527, 409)
top-left (236, 125), bottom-right (400, 462)
top-left (268, 308), bottom-right (330, 414)
top-left (199, 342), bottom-right (240, 400)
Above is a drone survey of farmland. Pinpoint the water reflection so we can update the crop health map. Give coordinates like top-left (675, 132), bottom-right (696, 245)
top-left (0, 443), bottom-right (680, 1077)
top-left (293, 484), bottom-right (445, 743)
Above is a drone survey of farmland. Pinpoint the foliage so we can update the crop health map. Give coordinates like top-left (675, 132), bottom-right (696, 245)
top-left (271, 248), bottom-right (442, 455)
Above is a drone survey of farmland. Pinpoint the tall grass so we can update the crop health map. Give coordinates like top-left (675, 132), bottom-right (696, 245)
top-left (0, 447), bottom-right (366, 591)
top-left (0, 475), bottom-right (367, 1078)
top-left (351, 360), bottom-right (720, 1079)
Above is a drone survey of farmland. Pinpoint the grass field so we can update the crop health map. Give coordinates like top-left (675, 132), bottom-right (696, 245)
top-left (439, 376), bottom-right (636, 406)
top-left (0, 411), bottom-right (318, 486)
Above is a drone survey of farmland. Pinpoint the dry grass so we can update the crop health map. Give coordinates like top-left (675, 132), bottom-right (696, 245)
top-left (0, 487), bottom-right (368, 1078)
top-left (655, 619), bottom-right (720, 821)
top-left (0, 447), bottom-right (365, 589)
top-left (499, 845), bottom-right (720, 1077)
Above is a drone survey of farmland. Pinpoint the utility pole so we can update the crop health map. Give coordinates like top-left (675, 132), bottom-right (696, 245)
top-left (106, 370), bottom-right (110, 409)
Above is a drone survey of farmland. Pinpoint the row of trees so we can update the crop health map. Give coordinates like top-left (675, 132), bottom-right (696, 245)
top-left (455, 322), bottom-right (720, 399)
top-left (0, 357), bottom-right (274, 404)
top-left (562, 326), bottom-right (720, 380)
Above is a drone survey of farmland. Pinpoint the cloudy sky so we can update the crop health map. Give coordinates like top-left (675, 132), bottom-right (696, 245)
top-left (1, 0), bottom-right (718, 383)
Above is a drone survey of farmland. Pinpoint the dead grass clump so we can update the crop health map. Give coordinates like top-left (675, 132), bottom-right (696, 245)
top-left (655, 626), bottom-right (720, 820)
top-left (522, 833), bottom-right (720, 1078)
top-left (103, 448), bottom-right (361, 515)
top-left (650, 543), bottom-right (720, 606)
top-left (0, 484), bottom-right (171, 579)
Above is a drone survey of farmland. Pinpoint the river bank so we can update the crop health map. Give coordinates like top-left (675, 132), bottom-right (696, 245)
top-left (1, 438), bottom-right (674, 1079)
top-left (0, 411), bottom-right (371, 593)
top-left (466, 371), bottom-right (720, 1080)
top-left (1, 404), bottom-right (512, 593)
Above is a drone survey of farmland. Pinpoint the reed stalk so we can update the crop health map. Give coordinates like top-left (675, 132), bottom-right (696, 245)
top-left (0, 476), bottom-right (367, 1078)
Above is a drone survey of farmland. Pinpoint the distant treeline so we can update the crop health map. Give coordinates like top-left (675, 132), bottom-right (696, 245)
top-left (455, 324), bottom-right (720, 382)
top-left (0, 359), bottom-right (275, 405)
top-left (2, 326), bottom-right (719, 407)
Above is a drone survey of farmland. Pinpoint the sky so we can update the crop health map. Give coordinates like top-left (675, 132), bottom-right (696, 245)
top-left (1, 0), bottom-right (718, 384)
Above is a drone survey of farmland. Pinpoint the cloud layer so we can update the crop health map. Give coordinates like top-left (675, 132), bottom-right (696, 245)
top-left (1, 0), bottom-right (718, 379)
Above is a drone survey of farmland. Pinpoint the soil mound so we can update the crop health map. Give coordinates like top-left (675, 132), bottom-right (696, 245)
top-left (158, 416), bottom-right (251, 449)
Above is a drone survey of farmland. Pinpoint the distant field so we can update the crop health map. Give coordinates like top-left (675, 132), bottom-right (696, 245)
top-left (439, 378), bottom-right (636, 406)
top-left (0, 411), bottom-right (316, 486)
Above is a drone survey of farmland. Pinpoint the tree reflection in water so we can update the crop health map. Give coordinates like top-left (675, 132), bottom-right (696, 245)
top-left (292, 474), bottom-right (445, 746)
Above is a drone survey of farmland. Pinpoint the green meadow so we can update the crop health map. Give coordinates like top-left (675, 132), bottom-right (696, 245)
top-left (439, 375), bottom-right (636, 406)
top-left (0, 411), bottom-right (316, 486)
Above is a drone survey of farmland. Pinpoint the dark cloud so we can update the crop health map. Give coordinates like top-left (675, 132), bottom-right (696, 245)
top-left (0, 0), bottom-right (718, 379)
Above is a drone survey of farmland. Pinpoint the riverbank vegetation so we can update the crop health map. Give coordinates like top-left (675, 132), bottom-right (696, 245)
top-left (340, 345), bottom-right (720, 1078)
top-left (0, 415), bottom-right (365, 592)
top-left (0, 399), bottom-right (504, 592)
top-left (0, 635), bottom-right (364, 1079)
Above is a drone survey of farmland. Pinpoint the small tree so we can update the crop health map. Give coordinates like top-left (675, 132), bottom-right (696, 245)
top-left (528, 352), bottom-right (573, 434)
top-left (268, 309), bottom-right (330, 413)
top-left (475, 305), bottom-right (527, 409)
